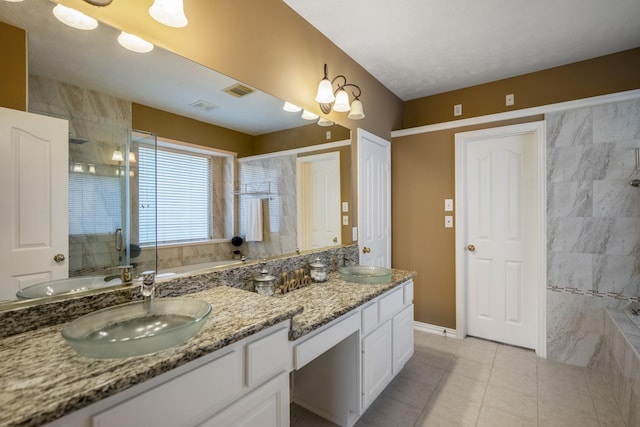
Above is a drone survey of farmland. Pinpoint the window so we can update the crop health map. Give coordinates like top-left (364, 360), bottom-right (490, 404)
top-left (69, 173), bottom-right (121, 235)
top-left (138, 144), bottom-right (212, 245)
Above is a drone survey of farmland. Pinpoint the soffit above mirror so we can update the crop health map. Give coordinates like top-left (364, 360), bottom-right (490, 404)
top-left (0, 0), bottom-right (314, 136)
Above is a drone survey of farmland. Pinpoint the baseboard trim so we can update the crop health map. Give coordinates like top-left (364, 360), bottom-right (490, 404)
top-left (413, 321), bottom-right (458, 338)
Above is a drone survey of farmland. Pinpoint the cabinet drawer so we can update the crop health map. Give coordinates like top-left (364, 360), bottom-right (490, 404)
top-left (403, 280), bottom-right (414, 305)
top-left (379, 287), bottom-right (403, 323)
top-left (361, 301), bottom-right (379, 336)
top-left (93, 349), bottom-right (242, 427)
top-left (294, 311), bottom-right (360, 369)
top-left (246, 326), bottom-right (290, 388)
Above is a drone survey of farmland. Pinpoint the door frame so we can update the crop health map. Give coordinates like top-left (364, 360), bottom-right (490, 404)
top-left (454, 121), bottom-right (547, 357)
top-left (296, 151), bottom-right (341, 251)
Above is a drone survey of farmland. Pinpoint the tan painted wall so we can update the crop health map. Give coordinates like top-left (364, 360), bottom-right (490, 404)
top-left (0, 21), bottom-right (26, 111)
top-left (404, 48), bottom-right (640, 129)
top-left (59, 0), bottom-right (403, 140)
top-left (132, 103), bottom-right (254, 157)
top-left (392, 116), bottom-right (543, 328)
top-left (394, 49), bottom-right (640, 329)
top-left (253, 123), bottom-right (351, 156)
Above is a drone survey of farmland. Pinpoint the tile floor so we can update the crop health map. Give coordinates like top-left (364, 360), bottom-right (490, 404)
top-left (291, 330), bottom-right (626, 427)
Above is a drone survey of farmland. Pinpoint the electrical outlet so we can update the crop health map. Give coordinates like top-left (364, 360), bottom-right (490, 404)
top-left (506, 94), bottom-right (514, 106)
top-left (326, 131), bottom-right (331, 140)
top-left (445, 216), bottom-right (453, 228)
top-left (454, 104), bottom-right (462, 116)
top-left (444, 199), bottom-right (453, 211)
top-left (342, 215), bottom-right (349, 225)
top-left (352, 227), bottom-right (358, 241)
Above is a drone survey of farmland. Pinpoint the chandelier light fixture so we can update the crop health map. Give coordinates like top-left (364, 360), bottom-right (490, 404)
top-left (315, 64), bottom-right (365, 120)
top-left (149, 0), bottom-right (188, 28)
top-left (52, 3), bottom-right (98, 30)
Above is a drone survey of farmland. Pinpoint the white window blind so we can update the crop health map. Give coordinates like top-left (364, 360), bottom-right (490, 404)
top-left (69, 173), bottom-right (121, 235)
top-left (138, 145), bottom-right (212, 245)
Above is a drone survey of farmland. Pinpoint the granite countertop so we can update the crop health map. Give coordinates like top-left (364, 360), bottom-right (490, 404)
top-left (0, 286), bottom-right (302, 427)
top-left (0, 268), bottom-right (416, 427)
top-left (283, 269), bottom-right (416, 340)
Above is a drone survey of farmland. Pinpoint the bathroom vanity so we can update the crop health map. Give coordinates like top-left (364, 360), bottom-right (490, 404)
top-left (0, 270), bottom-right (415, 427)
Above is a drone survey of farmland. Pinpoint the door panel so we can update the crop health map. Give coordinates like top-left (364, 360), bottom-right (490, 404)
top-left (463, 130), bottom-right (537, 349)
top-left (0, 108), bottom-right (68, 301)
top-left (357, 129), bottom-right (391, 267)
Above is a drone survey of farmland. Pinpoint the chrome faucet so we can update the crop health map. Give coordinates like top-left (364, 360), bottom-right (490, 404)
top-left (104, 265), bottom-right (133, 284)
top-left (140, 271), bottom-right (156, 300)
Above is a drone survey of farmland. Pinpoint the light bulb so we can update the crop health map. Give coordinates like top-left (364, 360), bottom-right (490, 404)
top-left (52, 4), bottom-right (98, 31)
top-left (117, 32), bottom-right (154, 53)
top-left (149, 0), bottom-right (188, 28)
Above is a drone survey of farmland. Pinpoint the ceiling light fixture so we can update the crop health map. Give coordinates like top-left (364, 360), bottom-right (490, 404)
top-left (315, 64), bottom-right (365, 120)
top-left (52, 4), bottom-right (98, 30)
top-left (282, 102), bottom-right (302, 113)
top-left (301, 110), bottom-right (319, 120)
top-left (149, 0), bottom-right (188, 28)
top-left (317, 117), bottom-right (335, 127)
top-left (117, 31), bottom-right (154, 53)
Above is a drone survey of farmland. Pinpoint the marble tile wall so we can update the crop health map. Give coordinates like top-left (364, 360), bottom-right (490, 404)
top-left (238, 155), bottom-right (298, 260)
top-left (597, 309), bottom-right (640, 426)
top-left (546, 98), bottom-right (640, 366)
top-left (29, 75), bottom-right (133, 277)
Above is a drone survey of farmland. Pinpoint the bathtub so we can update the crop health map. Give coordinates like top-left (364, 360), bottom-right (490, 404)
top-left (157, 260), bottom-right (243, 279)
top-left (16, 276), bottom-right (122, 299)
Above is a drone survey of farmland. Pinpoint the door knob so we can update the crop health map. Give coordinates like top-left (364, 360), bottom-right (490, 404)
top-left (362, 246), bottom-right (371, 254)
top-left (467, 244), bottom-right (476, 252)
top-left (333, 237), bottom-right (338, 243)
top-left (53, 253), bottom-right (65, 263)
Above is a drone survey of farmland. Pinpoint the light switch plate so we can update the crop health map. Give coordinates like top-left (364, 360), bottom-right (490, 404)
top-left (445, 199), bottom-right (453, 211)
top-left (342, 202), bottom-right (349, 213)
top-left (352, 227), bottom-right (358, 241)
top-left (342, 215), bottom-right (349, 225)
top-left (445, 216), bottom-right (454, 228)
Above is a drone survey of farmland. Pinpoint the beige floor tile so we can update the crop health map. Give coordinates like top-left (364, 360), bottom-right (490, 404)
top-left (359, 395), bottom-right (423, 427)
top-left (446, 355), bottom-right (493, 383)
top-left (399, 353), bottom-right (445, 387)
top-left (538, 358), bottom-right (588, 388)
top-left (455, 345), bottom-right (497, 366)
top-left (489, 366), bottom-right (538, 398)
top-left (381, 372), bottom-right (437, 409)
top-left (415, 391), bottom-right (481, 427)
top-left (414, 332), bottom-right (461, 354)
top-left (539, 390), bottom-right (598, 419)
top-left (414, 346), bottom-right (454, 370)
top-left (476, 405), bottom-right (537, 427)
top-left (482, 383), bottom-right (537, 419)
top-left (493, 349), bottom-right (537, 377)
top-left (538, 403), bottom-right (601, 427)
top-left (291, 410), bottom-right (339, 427)
top-left (434, 372), bottom-right (487, 405)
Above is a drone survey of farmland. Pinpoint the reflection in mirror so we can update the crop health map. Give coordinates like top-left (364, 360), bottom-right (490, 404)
top-left (0, 0), bottom-right (352, 307)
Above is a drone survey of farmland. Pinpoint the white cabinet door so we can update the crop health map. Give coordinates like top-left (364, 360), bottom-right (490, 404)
top-left (362, 320), bottom-right (393, 410)
top-left (0, 107), bottom-right (68, 300)
top-left (199, 373), bottom-right (289, 427)
top-left (392, 304), bottom-right (414, 374)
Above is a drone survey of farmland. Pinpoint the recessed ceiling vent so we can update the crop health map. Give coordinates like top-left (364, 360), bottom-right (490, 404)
top-left (223, 83), bottom-right (255, 98)
top-left (189, 100), bottom-right (217, 111)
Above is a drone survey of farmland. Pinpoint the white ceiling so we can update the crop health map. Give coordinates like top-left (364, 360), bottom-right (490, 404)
top-left (283, 0), bottom-right (640, 101)
top-left (0, 0), bottom-right (313, 136)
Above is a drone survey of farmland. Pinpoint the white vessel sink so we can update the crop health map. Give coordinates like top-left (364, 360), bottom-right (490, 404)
top-left (62, 298), bottom-right (212, 359)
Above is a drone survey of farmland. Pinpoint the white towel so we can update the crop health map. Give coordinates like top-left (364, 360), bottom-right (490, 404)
top-left (245, 198), bottom-right (263, 242)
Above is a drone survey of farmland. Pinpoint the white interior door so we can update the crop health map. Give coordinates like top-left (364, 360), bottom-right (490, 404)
top-left (297, 152), bottom-right (341, 250)
top-left (0, 107), bottom-right (68, 301)
top-left (457, 124), bottom-right (541, 349)
top-left (357, 129), bottom-right (391, 268)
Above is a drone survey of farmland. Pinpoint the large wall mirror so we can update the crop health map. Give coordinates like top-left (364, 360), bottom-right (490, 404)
top-left (0, 0), bottom-right (352, 307)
